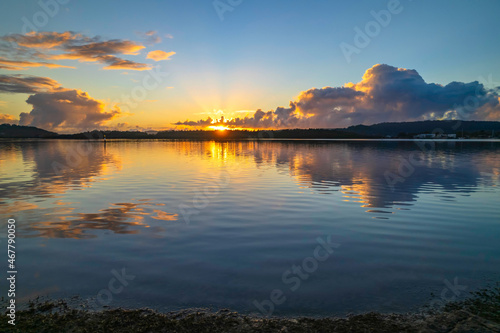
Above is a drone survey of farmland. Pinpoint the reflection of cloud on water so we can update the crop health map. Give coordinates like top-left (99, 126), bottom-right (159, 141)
top-left (1, 201), bottom-right (39, 214)
top-left (2, 140), bottom-right (499, 233)
top-left (174, 141), bottom-right (500, 217)
top-left (261, 142), bottom-right (500, 216)
top-left (151, 209), bottom-right (179, 221)
top-left (0, 140), bottom-right (121, 206)
top-left (259, 142), bottom-right (499, 206)
top-left (25, 201), bottom-right (177, 239)
top-left (0, 141), bottom-right (177, 239)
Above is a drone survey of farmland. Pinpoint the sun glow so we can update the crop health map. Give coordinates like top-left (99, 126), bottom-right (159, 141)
top-left (208, 125), bottom-right (231, 131)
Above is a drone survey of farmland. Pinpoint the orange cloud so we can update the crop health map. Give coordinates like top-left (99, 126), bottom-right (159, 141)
top-left (0, 74), bottom-right (61, 93)
top-left (100, 56), bottom-right (152, 71)
top-left (60, 40), bottom-right (145, 57)
top-left (146, 50), bottom-right (176, 61)
top-left (1, 31), bottom-right (152, 71)
top-left (2, 31), bottom-right (83, 49)
top-left (0, 58), bottom-right (75, 70)
top-left (50, 40), bottom-right (149, 70)
top-left (0, 113), bottom-right (17, 124)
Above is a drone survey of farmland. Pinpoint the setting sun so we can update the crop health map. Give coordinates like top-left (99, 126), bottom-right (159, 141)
top-left (208, 125), bottom-right (230, 131)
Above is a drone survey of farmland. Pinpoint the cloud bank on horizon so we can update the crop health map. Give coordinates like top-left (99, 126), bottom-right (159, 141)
top-left (1, 64), bottom-right (500, 133)
top-left (175, 64), bottom-right (500, 129)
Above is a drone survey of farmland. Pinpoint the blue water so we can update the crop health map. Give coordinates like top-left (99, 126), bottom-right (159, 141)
top-left (0, 139), bottom-right (499, 316)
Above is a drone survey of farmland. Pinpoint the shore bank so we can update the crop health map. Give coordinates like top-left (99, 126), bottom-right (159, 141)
top-left (2, 285), bottom-right (498, 333)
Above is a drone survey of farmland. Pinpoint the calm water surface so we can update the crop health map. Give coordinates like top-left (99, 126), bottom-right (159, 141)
top-left (0, 140), bottom-right (499, 316)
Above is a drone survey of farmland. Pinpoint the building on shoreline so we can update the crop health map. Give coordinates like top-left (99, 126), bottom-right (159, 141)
top-left (414, 133), bottom-right (457, 139)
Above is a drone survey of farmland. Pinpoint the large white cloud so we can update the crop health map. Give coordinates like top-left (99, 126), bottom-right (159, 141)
top-left (0, 74), bottom-right (123, 132)
top-left (175, 64), bottom-right (500, 129)
top-left (19, 89), bottom-right (122, 133)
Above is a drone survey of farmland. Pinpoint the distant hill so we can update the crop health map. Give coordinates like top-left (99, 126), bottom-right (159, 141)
top-left (345, 120), bottom-right (500, 137)
top-left (1, 120), bottom-right (500, 139)
top-left (155, 128), bottom-right (364, 140)
top-left (0, 124), bottom-right (58, 138)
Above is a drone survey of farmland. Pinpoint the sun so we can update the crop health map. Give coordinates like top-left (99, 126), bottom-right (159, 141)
top-left (208, 125), bottom-right (230, 131)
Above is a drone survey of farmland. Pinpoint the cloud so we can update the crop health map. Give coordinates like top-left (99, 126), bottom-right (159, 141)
top-left (0, 74), bottom-right (124, 132)
top-left (2, 31), bottom-right (85, 49)
top-left (1, 31), bottom-right (153, 71)
top-left (98, 55), bottom-right (152, 71)
top-left (0, 113), bottom-right (17, 124)
top-left (0, 74), bottom-right (61, 93)
top-left (0, 58), bottom-right (75, 70)
top-left (19, 89), bottom-right (123, 133)
top-left (174, 64), bottom-right (500, 129)
top-left (147, 50), bottom-right (176, 61)
top-left (55, 39), bottom-right (145, 58)
top-left (175, 117), bottom-right (215, 127)
top-left (50, 38), bottom-right (151, 70)
top-left (136, 30), bottom-right (162, 45)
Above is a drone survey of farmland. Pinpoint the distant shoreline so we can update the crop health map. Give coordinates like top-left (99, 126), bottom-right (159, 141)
top-left (2, 138), bottom-right (500, 143)
top-left (2, 120), bottom-right (500, 140)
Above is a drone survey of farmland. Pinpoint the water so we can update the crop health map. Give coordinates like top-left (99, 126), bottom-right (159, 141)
top-left (0, 139), bottom-right (499, 316)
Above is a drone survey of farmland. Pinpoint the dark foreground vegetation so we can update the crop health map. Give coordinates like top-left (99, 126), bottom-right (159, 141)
top-left (2, 284), bottom-right (499, 333)
top-left (1, 120), bottom-right (500, 140)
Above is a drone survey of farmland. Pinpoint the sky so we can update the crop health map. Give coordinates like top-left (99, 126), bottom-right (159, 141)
top-left (0, 0), bottom-right (499, 133)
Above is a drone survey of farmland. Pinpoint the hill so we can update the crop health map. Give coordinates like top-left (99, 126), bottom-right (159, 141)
top-left (155, 128), bottom-right (364, 140)
top-left (0, 124), bottom-right (58, 138)
top-left (1, 120), bottom-right (500, 139)
top-left (345, 120), bottom-right (500, 137)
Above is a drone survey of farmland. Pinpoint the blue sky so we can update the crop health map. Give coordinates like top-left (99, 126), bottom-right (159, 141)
top-left (0, 0), bottom-right (499, 131)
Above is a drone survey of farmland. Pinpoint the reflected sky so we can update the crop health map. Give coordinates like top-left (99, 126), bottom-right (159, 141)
top-left (0, 140), bottom-right (121, 201)
top-left (246, 141), bottom-right (500, 210)
top-left (0, 140), bottom-right (499, 315)
top-left (0, 141), bottom-right (500, 233)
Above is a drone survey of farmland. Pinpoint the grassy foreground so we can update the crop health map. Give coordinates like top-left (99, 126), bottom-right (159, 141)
top-left (2, 285), bottom-right (499, 333)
